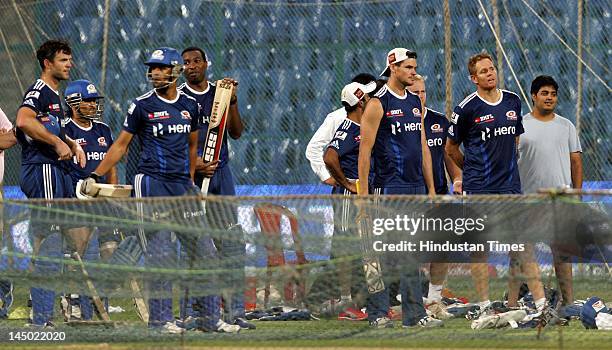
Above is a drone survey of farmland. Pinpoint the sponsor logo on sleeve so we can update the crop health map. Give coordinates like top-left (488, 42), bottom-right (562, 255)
top-left (329, 140), bottom-right (339, 149)
top-left (448, 125), bottom-right (454, 136)
top-left (127, 103), bottom-right (136, 115)
top-left (23, 99), bottom-right (35, 108)
top-left (26, 91), bottom-right (40, 99)
top-left (450, 112), bottom-right (459, 124)
top-left (334, 131), bottom-right (347, 141)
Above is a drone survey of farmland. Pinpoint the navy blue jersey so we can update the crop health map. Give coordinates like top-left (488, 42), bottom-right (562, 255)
top-left (372, 85), bottom-right (424, 188)
top-left (179, 82), bottom-right (230, 169)
top-left (63, 119), bottom-right (114, 183)
top-left (122, 89), bottom-right (200, 183)
top-left (447, 89), bottom-right (524, 193)
top-left (16, 79), bottom-right (66, 166)
top-left (424, 108), bottom-right (450, 194)
top-left (327, 118), bottom-right (360, 180)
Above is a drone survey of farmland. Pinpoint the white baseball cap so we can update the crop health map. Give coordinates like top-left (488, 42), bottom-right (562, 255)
top-left (341, 81), bottom-right (376, 107)
top-left (380, 48), bottom-right (417, 77)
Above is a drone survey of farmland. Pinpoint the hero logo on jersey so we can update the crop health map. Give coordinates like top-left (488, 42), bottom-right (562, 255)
top-left (506, 110), bottom-right (517, 120)
top-left (334, 131), bottom-right (347, 141)
top-left (180, 111), bottom-right (191, 120)
top-left (412, 108), bottom-right (421, 117)
top-left (430, 123), bottom-right (443, 133)
top-left (391, 121), bottom-right (421, 135)
top-left (48, 103), bottom-right (61, 112)
top-left (481, 126), bottom-right (516, 141)
top-left (386, 109), bottom-right (404, 118)
top-left (148, 111), bottom-right (171, 120)
top-left (474, 114), bottom-right (495, 124)
top-left (98, 137), bottom-right (107, 147)
top-left (152, 123), bottom-right (191, 137)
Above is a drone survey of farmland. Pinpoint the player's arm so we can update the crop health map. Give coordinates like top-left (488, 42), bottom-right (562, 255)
top-left (306, 113), bottom-right (339, 186)
top-left (64, 135), bottom-right (86, 168)
top-left (570, 152), bottom-right (583, 189)
top-left (323, 148), bottom-right (355, 193)
top-left (420, 109), bottom-right (435, 195)
top-left (107, 166), bottom-right (118, 185)
top-left (224, 78), bottom-right (244, 139)
top-left (93, 130), bottom-right (133, 177)
top-left (0, 128), bottom-right (17, 150)
top-left (358, 98), bottom-right (383, 195)
top-left (444, 151), bottom-right (462, 193)
top-left (445, 139), bottom-right (463, 169)
top-left (188, 130), bottom-right (199, 181)
top-left (15, 107), bottom-right (71, 160)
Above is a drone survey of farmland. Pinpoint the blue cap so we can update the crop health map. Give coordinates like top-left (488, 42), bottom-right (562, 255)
top-left (65, 79), bottom-right (102, 101)
top-left (581, 296), bottom-right (609, 329)
top-left (145, 47), bottom-right (183, 67)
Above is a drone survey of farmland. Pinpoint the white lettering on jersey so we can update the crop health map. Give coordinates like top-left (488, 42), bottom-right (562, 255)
top-left (391, 121), bottom-right (421, 135)
top-left (152, 123), bottom-right (164, 137)
top-left (427, 138), bottom-right (443, 147)
top-left (481, 126), bottom-right (516, 141)
top-left (75, 138), bottom-right (87, 146)
top-left (334, 131), bottom-right (347, 141)
top-left (168, 124), bottom-right (191, 134)
top-left (123, 117), bottom-right (128, 128)
top-left (86, 151), bottom-right (107, 161)
top-left (127, 103), bottom-right (136, 115)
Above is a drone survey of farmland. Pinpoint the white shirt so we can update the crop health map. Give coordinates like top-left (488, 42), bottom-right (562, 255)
top-left (518, 113), bottom-right (582, 193)
top-left (0, 108), bottom-right (12, 185)
top-left (305, 107), bottom-right (347, 182)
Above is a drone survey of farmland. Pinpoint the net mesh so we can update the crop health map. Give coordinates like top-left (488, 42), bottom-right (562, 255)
top-left (1, 193), bottom-right (611, 347)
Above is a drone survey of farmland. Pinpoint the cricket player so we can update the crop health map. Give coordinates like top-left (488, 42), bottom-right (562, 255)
top-left (407, 74), bottom-right (461, 320)
top-left (81, 47), bottom-right (200, 333)
top-left (518, 75), bottom-right (582, 315)
top-left (179, 46), bottom-right (249, 332)
top-left (357, 48), bottom-right (441, 329)
top-left (445, 52), bottom-right (549, 317)
top-left (62, 79), bottom-right (117, 321)
top-left (306, 73), bottom-right (376, 189)
top-left (15, 39), bottom-right (86, 327)
top-left (323, 81), bottom-right (378, 320)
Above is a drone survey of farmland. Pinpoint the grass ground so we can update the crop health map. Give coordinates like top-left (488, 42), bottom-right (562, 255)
top-left (0, 277), bottom-right (610, 349)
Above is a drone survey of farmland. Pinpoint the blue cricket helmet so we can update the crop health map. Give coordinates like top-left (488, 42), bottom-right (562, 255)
top-left (144, 47), bottom-right (184, 89)
top-left (65, 79), bottom-right (104, 120)
top-left (581, 296), bottom-right (609, 329)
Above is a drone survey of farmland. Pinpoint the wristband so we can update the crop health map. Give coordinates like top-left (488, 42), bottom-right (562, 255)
top-left (230, 98), bottom-right (237, 105)
top-left (90, 172), bottom-right (102, 182)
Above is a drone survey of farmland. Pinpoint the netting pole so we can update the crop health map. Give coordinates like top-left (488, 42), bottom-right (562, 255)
top-left (0, 27), bottom-right (24, 93)
top-left (576, 0), bottom-right (584, 134)
top-left (443, 0), bottom-right (453, 119)
top-left (11, 0), bottom-right (36, 55)
top-left (491, 0), bottom-right (504, 89)
top-left (100, 0), bottom-right (111, 94)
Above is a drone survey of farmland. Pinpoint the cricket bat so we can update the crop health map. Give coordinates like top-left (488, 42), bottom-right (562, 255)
top-left (355, 180), bottom-right (385, 294)
top-left (76, 181), bottom-right (133, 199)
top-left (200, 80), bottom-right (234, 196)
top-left (73, 252), bottom-right (111, 322)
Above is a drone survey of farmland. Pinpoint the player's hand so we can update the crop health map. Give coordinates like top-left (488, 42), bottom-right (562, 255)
top-left (222, 77), bottom-right (238, 103)
top-left (196, 159), bottom-right (219, 178)
top-left (322, 177), bottom-right (337, 187)
top-left (73, 144), bottom-right (86, 168)
top-left (80, 173), bottom-right (101, 197)
top-left (346, 180), bottom-right (357, 194)
top-left (54, 139), bottom-right (73, 161)
top-left (453, 180), bottom-right (463, 195)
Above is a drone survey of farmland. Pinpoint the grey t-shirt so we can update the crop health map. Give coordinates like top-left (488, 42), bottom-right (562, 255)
top-left (518, 113), bottom-right (582, 193)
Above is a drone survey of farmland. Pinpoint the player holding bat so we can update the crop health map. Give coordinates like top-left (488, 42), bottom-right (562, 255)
top-left (178, 46), bottom-right (251, 331)
top-left (80, 47), bottom-right (201, 334)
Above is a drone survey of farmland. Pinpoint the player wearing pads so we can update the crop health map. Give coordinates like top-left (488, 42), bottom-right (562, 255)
top-left (445, 52), bottom-right (549, 318)
top-left (323, 81), bottom-right (377, 320)
top-left (178, 46), bottom-right (247, 332)
top-left (62, 79), bottom-right (117, 321)
top-left (306, 73), bottom-right (376, 188)
top-left (407, 74), bottom-right (462, 321)
top-left (15, 40), bottom-right (86, 327)
top-left (81, 47), bottom-right (201, 333)
top-left (357, 48), bottom-right (441, 329)
top-left (518, 75), bottom-right (582, 316)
